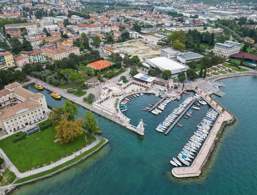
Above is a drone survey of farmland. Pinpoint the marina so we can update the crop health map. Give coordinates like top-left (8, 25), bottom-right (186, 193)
top-left (17, 77), bottom-right (257, 195)
top-left (155, 95), bottom-right (198, 135)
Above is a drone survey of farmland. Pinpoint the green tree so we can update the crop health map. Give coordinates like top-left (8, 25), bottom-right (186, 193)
top-left (55, 119), bottom-right (83, 144)
top-left (120, 30), bottom-right (130, 42)
top-left (83, 93), bottom-right (95, 104)
top-left (22, 38), bottom-right (32, 51)
top-left (79, 33), bottom-right (90, 50)
top-left (129, 66), bottom-right (138, 76)
top-left (63, 101), bottom-right (77, 120)
top-left (91, 36), bottom-right (101, 47)
top-left (133, 22), bottom-right (141, 32)
top-left (162, 70), bottom-right (172, 80)
top-left (178, 72), bottom-right (186, 82)
top-left (84, 112), bottom-right (101, 134)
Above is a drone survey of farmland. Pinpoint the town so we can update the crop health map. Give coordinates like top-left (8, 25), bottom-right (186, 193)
top-left (0, 0), bottom-right (257, 194)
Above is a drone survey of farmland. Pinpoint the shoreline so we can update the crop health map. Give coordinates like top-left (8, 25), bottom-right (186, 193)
top-left (1, 138), bottom-right (109, 195)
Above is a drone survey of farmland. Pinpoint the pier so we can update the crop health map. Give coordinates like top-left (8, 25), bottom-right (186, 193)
top-left (171, 91), bottom-right (234, 178)
top-left (164, 98), bottom-right (197, 135)
top-left (148, 96), bottom-right (168, 112)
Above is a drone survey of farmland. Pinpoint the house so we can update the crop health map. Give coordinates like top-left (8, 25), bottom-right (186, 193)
top-left (42, 46), bottom-right (80, 61)
top-left (22, 50), bottom-right (47, 64)
top-left (0, 51), bottom-right (15, 69)
top-left (15, 54), bottom-right (29, 67)
top-left (0, 82), bottom-right (48, 134)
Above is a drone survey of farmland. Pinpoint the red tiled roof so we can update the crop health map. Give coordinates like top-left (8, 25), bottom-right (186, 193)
top-left (231, 51), bottom-right (257, 61)
top-left (88, 60), bottom-right (112, 70)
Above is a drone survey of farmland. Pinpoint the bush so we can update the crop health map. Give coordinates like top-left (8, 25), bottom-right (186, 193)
top-left (39, 120), bottom-right (52, 130)
top-left (12, 132), bottom-right (26, 143)
top-left (83, 93), bottom-right (95, 104)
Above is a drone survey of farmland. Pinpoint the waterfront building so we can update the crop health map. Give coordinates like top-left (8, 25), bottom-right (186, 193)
top-left (0, 51), bottom-right (15, 69)
top-left (213, 41), bottom-right (242, 58)
top-left (177, 52), bottom-right (204, 64)
top-left (144, 57), bottom-right (188, 75)
top-left (0, 82), bottom-right (48, 134)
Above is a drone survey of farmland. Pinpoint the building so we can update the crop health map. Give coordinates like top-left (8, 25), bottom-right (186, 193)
top-left (88, 60), bottom-right (112, 71)
top-left (144, 57), bottom-right (188, 75)
top-left (213, 41), bottom-right (242, 58)
top-left (15, 54), bottom-right (29, 68)
top-left (22, 50), bottom-right (47, 64)
top-left (230, 51), bottom-right (257, 68)
top-left (0, 51), bottom-right (15, 69)
top-left (0, 82), bottom-right (48, 134)
top-left (161, 48), bottom-right (179, 59)
top-left (177, 52), bottom-right (204, 64)
top-left (42, 46), bottom-right (80, 61)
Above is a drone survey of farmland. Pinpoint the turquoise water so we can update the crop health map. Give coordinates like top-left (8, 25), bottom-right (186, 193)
top-left (13, 76), bottom-right (257, 195)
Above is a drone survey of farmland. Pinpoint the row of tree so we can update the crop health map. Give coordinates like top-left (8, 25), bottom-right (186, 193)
top-left (49, 101), bottom-right (101, 144)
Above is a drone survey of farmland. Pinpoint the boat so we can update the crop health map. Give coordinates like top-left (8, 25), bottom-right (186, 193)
top-left (192, 106), bottom-right (200, 110)
top-left (50, 92), bottom-right (61, 100)
top-left (170, 160), bottom-right (178, 167)
top-left (199, 100), bottom-right (207, 105)
top-left (177, 123), bottom-right (183, 127)
top-left (173, 158), bottom-right (182, 166)
top-left (34, 83), bottom-right (44, 90)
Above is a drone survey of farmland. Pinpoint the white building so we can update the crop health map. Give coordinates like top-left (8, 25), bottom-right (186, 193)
top-left (213, 41), bottom-right (242, 58)
top-left (144, 57), bottom-right (188, 75)
top-left (0, 82), bottom-right (48, 134)
top-left (177, 52), bottom-right (204, 64)
top-left (161, 48), bottom-right (179, 59)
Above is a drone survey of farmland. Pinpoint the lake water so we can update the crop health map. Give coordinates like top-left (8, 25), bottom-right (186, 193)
top-left (13, 76), bottom-right (257, 195)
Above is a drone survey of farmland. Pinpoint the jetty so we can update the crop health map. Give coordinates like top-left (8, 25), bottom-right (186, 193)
top-left (171, 90), bottom-right (234, 178)
top-left (148, 96), bottom-right (168, 112)
top-left (164, 98), bottom-right (197, 135)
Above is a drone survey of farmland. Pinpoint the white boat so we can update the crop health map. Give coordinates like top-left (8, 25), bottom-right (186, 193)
top-left (192, 106), bottom-right (200, 110)
top-left (173, 158), bottom-right (182, 166)
top-left (170, 160), bottom-right (178, 167)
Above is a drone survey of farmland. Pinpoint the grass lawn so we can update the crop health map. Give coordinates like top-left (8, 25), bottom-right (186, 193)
top-left (224, 63), bottom-right (247, 72)
top-left (0, 127), bottom-right (94, 172)
top-left (0, 169), bottom-right (16, 186)
top-left (15, 138), bottom-right (108, 184)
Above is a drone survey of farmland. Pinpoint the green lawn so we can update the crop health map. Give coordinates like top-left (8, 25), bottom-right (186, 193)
top-left (224, 63), bottom-right (247, 72)
top-left (0, 127), bottom-right (94, 172)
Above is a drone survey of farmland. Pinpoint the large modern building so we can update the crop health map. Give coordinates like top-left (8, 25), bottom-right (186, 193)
top-left (144, 57), bottom-right (188, 75)
top-left (0, 82), bottom-right (48, 134)
top-left (213, 41), bottom-right (242, 58)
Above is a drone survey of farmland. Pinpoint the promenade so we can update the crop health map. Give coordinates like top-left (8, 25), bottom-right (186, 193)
top-left (28, 77), bottom-right (144, 136)
top-left (0, 138), bottom-right (103, 179)
top-left (172, 91), bottom-right (234, 178)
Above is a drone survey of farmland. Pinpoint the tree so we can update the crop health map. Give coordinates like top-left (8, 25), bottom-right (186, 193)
top-left (105, 31), bottom-right (114, 44)
top-left (129, 66), bottom-right (138, 76)
top-left (22, 37), bottom-right (32, 51)
top-left (84, 112), bottom-right (101, 134)
top-left (49, 107), bottom-right (67, 125)
top-left (63, 101), bottom-right (77, 120)
top-left (83, 93), bottom-right (95, 104)
top-left (55, 119), bottom-right (83, 144)
top-left (120, 30), bottom-right (130, 42)
top-left (162, 70), bottom-right (172, 80)
top-left (9, 38), bottom-right (23, 54)
top-left (133, 22), bottom-right (141, 32)
top-left (79, 33), bottom-right (90, 50)
top-left (43, 28), bottom-right (50, 36)
top-left (178, 72), bottom-right (186, 82)
top-left (91, 36), bottom-right (101, 48)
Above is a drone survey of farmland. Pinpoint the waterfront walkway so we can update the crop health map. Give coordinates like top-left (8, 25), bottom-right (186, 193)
top-left (0, 138), bottom-right (103, 179)
top-left (28, 77), bottom-right (144, 136)
top-left (171, 91), bottom-right (234, 178)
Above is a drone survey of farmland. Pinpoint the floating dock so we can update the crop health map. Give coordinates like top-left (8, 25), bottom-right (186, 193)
top-left (171, 91), bottom-right (234, 178)
top-left (164, 98), bottom-right (197, 135)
